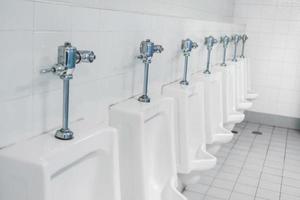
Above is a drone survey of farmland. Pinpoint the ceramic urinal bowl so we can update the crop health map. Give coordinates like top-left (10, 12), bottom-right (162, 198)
top-left (109, 95), bottom-right (186, 200)
top-left (213, 64), bottom-right (245, 131)
top-left (0, 124), bottom-right (121, 200)
top-left (192, 71), bottom-right (233, 155)
top-left (242, 58), bottom-right (258, 100)
top-left (234, 60), bottom-right (253, 111)
top-left (162, 81), bottom-right (217, 186)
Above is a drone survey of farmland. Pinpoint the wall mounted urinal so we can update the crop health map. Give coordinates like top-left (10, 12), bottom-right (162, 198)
top-left (217, 35), bottom-right (244, 131)
top-left (162, 81), bottom-right (217, 185)
top-left (234, 60), bottom-right (253, 111)
top-left (239, 34), bottom-right (258, 101)
top-left (0, 124), bottom-right (121, 200)
top-left (242, 58), bottom-right (258, 101)
top-left (109, 95), bottom-right (186, 200)
top-left (192, 71), bottom-right (233, 154)
top-left (212, 64), bottom-right (245, 131)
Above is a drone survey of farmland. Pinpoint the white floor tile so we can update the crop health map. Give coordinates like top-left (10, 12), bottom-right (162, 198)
top-left (183, 123), bottom-right (300, 200)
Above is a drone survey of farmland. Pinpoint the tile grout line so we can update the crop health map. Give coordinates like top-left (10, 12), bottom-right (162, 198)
top-left (226, 123), bottom-right (261, 200)
top-left (253, 125), bottom-right (276, 199)
top-left (278, 128), bottom-right (288, 200)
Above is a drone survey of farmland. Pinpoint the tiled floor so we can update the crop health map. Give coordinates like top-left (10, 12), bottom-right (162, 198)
top-left (183, 121), bottom-right (300, 200)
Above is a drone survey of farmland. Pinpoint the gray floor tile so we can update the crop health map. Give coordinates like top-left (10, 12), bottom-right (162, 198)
top-left (212, 178), bottom-right (236, 190)
top-left (280, 193), bottom-right (300, 200)
top-left (259, 180), bottom-right (281, 192)
top-left (256, 188), bottom-right (280, 200)
top-left (183, 191), bottom-right (205, 200)
top-left (282, 176), bottom-right (300, 188)
top-left (260, 173), bottom-right (282, 184)
top-left (263, 166), bottom-right (283, 176)
top-left (186, 183), bottom-right (210, 194)
top-left (236, 175), bottom-right (260, 187)
top-left (216, 171), bottom-right (240, 182)
top-left (230, 192), bottom-right (254, 200)
top-left (206, 187), bottom-right (231, 200)
top-left (195, 175), bottom-right (215, 185)
top-left (281, 185), bottom-right (300, 197)
top-left (234, 183), bottom-right (257, 196)
top-left (204, 196), bottom-right (224, 200)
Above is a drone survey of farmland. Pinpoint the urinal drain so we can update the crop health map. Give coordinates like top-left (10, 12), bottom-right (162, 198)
top-left (231, 130), bottom-right (238, 134)
top-left (252, 131), bottom-right (263, 135)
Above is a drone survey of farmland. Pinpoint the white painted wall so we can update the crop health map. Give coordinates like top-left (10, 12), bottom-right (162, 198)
top-left (234, 0), bottom-right (300, 118)
top-left (0, 0), bottom-right (242, 148)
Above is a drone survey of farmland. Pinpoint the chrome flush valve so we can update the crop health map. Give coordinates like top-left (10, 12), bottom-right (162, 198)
top-left (205, 36), bottom-right (218, 51)
top-left (137, 39), bottom-right (164, 64)
top-left (203, 36), bottom-right (218, 74)
top-left (220, 35), bottom-right (231, 66)
top-left (181, 39), bottom-right (198, 56)
top-left (231, 34), bottom-right (241, 62)
top-left (41, 42), bottom-right (96, 79)
top-left (137, 39), bottom-right (164, 103)
top-left (240, 34), bottom-right (248, 58)
top-left (180, 39), bottom-right (198, 85)
top-left (40, 42), bottom-right (96, 140)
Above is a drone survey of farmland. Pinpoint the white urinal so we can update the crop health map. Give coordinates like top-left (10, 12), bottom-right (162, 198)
top-left (192, 71), bottom-right (233, 154)
top-left (212, 64), bottom-right (245, 131)
top-left (109, 95), bottom-right (186, 200)
top-left (162, 81), bottom-right (217, 186)
top-left (242, 58), bottom-right (258, 100)
top-left (234, 60), bottom-right (253, 111)
top-left (0, 123), bottom-right (121, 200)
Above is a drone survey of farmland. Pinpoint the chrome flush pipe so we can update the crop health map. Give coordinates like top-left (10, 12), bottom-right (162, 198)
top-left (240, 34), bottom-right (248, 58)
top-left (137, 39), bottom-right (163, 103)
top-left (231, 34), bottom-right (241, 62)
top-left (220, 35), bottom-right (231, 66)
top-left (40, 42), bottom-right (96, 140)
top-left (180, 39), bottom-right (198, 85)
top-left (203, 36), bottom-right (218, 74)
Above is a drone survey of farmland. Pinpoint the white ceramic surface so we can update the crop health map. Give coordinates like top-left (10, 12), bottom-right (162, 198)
top-left (192, 71), bottom-right (233, 146)
top-left (109, 95), bottom-right (186, 200)
top-left (162, 81), bottom-right (217, 174)
top-left (0, 123), bottom-right (121, 200)
top-left (233, 60), bottom-right (253, 111)
top-left (212, 64), bottom-right (245, 131)
top-left (242, 58), bottom-right (258, 100)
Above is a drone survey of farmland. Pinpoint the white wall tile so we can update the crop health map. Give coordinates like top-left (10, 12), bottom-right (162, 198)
top-left (72, 6), bottom-right (100, 31)
top-left (0, 97), bottom-right (33, 148)
top-left (0, 0), bottom-right (241, 148)
top-left (234, 0), bottom-right (300, 118)
top-left (0, 0), bottom-right (34, 31)
top-left (34, 2), bottom-right (72, 31)
top-left (0, 31), bottom-right (33, 101)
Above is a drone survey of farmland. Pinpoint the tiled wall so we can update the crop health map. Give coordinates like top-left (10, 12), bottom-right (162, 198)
top-left (0, 0), bottom-right (243, 148)
top-left (234, 0), bottom-right (300, 118)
